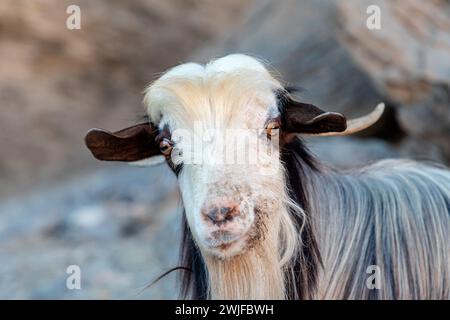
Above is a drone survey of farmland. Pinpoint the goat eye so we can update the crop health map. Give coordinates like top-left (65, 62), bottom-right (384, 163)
top-left (266, 121), bottom-right (280, 138)
top-left (159, 138), bottom-right (173, 156)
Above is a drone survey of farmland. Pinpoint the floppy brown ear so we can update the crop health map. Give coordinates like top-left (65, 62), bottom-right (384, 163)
top-left (281, 96), bottom-right (347, 134)
top-left (85, 123), bottom-right (161, 161)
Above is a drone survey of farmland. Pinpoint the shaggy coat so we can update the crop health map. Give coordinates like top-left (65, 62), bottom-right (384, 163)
top-left (85, 54), bottom-right (450, 300)
top-left (178, 128), bottom-right (450, 300)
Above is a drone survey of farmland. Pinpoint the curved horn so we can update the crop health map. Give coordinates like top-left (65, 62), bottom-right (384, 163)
top-left (309, 103), bottom-right (385, 137)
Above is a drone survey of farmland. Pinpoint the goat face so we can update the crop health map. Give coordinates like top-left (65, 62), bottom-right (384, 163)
top-left (173, 134), bottom-right (285, 258)
top-left (85, 54), bottom-right (383, 259)
top-left (145, 55), bottom-right (286, 258)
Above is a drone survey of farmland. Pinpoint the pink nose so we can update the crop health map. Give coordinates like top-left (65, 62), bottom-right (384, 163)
top-left (201, 199), bottom-right (240, 225)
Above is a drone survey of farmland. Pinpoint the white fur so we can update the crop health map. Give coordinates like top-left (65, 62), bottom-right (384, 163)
top-left (143, 54), bottom-right (286, 257)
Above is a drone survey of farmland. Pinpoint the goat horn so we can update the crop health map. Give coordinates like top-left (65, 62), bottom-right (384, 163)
top-left (308, 103), bottom-right (385, 137)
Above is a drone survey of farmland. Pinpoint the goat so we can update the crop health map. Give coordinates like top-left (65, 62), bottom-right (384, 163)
top-left (85, 54), bottom-right (450, 299)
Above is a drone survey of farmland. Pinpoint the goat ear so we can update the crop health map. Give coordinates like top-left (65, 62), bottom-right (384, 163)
top-left (281, 96), bottom-right (347, 134)
top-left (85, 123), bottom-right (161, 162)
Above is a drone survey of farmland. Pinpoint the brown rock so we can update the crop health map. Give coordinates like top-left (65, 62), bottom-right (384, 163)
top-left (0, 0), bottom-right (253, 198)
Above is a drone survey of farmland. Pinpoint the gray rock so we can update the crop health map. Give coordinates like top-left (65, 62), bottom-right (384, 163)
top-left (336, 0), bottom-right (450, 162)
top-left (195, 0), bottom-right (450, 164)
top-left (0, 165), bottom-right (180, 299)
top-left (307, 137), bottom-right (399, 169)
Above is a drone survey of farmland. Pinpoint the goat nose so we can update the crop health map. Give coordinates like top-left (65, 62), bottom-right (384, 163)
top-left (203, 204), bottom-right (239, 225)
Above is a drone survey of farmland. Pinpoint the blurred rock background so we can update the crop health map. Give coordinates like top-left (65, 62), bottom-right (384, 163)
top-left (0, 0), bottom-right (448, 299)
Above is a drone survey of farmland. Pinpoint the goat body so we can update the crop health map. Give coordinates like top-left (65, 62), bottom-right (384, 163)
top-left (180, 140), bottom-right (450, 299)
top-left (85, 54), bottom-right (450, 300)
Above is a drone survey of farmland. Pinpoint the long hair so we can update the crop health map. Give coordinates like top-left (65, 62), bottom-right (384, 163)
top-left (178, 213), bottom-right (208, 299)
top-left (177, 137), bottom-right (323, 299)
top-left (280, 138), bottom-right (323, 299)
top-left (297, 145), bottom-right (450, 299)
top-left (177, 136), bottom-right (450, 299)
top-left (309, 159), bottom-right (450, 299)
